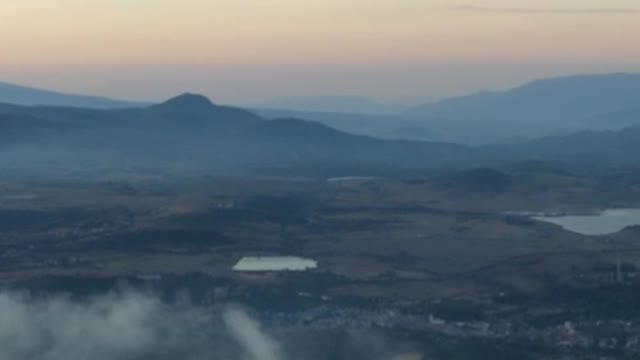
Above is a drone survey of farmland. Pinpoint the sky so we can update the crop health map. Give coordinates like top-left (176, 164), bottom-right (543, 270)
top-left (1, 0), bottom-right (639, 105)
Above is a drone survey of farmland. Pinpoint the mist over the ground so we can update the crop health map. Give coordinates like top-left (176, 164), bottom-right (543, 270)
top-left (0, 290), bottom-right (229, 360)
top-left (0, 290), bottom-right (412, 360)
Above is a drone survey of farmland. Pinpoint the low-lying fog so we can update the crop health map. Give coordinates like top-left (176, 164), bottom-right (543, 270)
top-left (0, 290), bottom-right (414, 360)
top-left (0, 290), bottom-right (237, 360)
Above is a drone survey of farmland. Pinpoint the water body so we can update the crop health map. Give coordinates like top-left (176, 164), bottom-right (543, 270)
top-left (232, 256), bottom-right (318, 272)
top-left (532, 209), bottom-right (640, 236)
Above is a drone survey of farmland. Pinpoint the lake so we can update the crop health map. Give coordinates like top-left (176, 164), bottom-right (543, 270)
top-left (232, 256), bottom-right (318, 272)
top-left (532, 209), bottom-right (640, 236)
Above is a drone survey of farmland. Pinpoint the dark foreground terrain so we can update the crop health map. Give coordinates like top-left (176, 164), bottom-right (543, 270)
top-left (2, 165), bottom-right (640, 359)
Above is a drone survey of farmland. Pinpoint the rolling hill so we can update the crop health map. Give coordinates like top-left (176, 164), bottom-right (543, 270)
top-left (488, 126), bottom-right (640, 168)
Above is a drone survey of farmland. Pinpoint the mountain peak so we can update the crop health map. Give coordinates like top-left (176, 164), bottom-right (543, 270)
top-left (157, 93), bottom-right (216, 111)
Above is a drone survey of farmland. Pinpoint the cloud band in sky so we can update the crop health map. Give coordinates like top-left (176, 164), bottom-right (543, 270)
top-left (454, 4), bottom-right (640, 14)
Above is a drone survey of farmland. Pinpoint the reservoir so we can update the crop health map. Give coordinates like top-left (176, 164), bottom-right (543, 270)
top-left (232, 256), bottom-right (318, 272)
top-left (533, 209), bottom-right (640, 236)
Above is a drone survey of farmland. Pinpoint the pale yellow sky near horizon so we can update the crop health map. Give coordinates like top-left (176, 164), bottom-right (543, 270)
top-left (1, 0), bottom-right (639, 103)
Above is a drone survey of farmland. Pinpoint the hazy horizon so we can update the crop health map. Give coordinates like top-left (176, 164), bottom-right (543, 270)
top-left (1, 0), bottom-right (640, 105)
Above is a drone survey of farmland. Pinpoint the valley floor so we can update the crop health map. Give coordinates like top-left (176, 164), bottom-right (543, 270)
top-left (1, 170), bottom-right (640, 359)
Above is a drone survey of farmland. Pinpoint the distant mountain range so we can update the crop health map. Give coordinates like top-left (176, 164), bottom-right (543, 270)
top-left (4, 73), bottom-right (640, 145)
top-left (0, 81), bottom-right (146, 109)
top-left (257, 73), bottom-right (640, 144)
top-left (3, 74), bottom-right (640, 179)
top-left (2, 91), bottom-right (640, 179)
top-left (259, 95), bottom-right (402, 115)
top-left (410, 73), bottom-right (640, 121)
top-left (405, 73), bottom-right (640, 143)
top-left (0, 94), bottom-right (475, 178)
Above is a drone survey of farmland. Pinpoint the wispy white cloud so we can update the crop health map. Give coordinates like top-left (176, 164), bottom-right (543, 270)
top-left (453, 4), bottom-right (640, 14)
